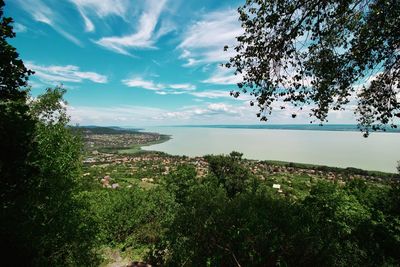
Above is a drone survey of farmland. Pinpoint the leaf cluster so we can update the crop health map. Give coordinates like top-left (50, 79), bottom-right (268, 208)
top-left (226, 0), bottom-right (400, 135)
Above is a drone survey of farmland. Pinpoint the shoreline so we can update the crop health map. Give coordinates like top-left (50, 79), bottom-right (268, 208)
top-left (77, 126), bottom-right (399, 175)
top-left (117, 134), bottom-right (171, 154)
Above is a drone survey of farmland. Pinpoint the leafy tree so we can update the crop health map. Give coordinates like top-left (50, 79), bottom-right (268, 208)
top-left (205, 151), bottom-right (252, 198)
top-left (86, 186), bottom-right (176, 251)
top-left (302, 181), bottom-right (372, 265)
top-left (151, 180), bottom-right (229, 266)
top-left (28, 87), bottom-right (99, 266)
top-left (1, 86), bottom-right (99, 266)
top-left (226, 0), bottom-right (400, 135)
top-left (0, 0), bottom-right (37, 263)
top-left (0, 0), bottom-right (33, 101)
top-left (162, 165), bottom-right (198, 204)
top-left (0, 2), bottom-right (98, 264)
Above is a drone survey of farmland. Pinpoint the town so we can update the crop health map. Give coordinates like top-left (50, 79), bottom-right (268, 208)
top-left (80, 127), bottom-right (397, 201)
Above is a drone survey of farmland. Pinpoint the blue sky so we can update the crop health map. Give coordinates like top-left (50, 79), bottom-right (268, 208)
top-left (7, 0), bottom-right (358, 126)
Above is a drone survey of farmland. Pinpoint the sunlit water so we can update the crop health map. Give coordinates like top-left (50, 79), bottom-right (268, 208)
top-left (142, 127), bottom-right (400, 173)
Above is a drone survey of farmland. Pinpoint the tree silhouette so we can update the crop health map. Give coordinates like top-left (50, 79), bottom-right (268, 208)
top-left (225, 0), bottom-right (400, 135)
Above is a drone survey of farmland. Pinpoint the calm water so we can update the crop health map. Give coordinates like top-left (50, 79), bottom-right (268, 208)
top-left (143, 127), bottom-right (400, 173)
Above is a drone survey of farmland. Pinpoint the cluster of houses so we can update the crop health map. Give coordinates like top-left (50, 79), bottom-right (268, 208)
top-left (83, 151), bottom-right (210, 189)
top-left (83, 145), bottom-right (388, 192)
top-left (84, 132), bottom-right (162, 150)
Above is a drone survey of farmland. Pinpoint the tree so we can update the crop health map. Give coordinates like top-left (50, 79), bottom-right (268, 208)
top-left (205, 152), bottom-right (252, 198)
top-left (162, 165), bottom-right (198, 204)
top-left (0, 0), bottom-right (37, 262)
top-left (28, 87), bottom-right (99, 266)
top-left (0, 0), bottom-right (33, 101)
top-left (0, 2), bottom-right (97, 264)
top-left (225, 0), bottom-right (400, 136)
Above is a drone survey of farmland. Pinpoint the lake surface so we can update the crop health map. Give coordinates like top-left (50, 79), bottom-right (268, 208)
top-left (143, 127), bottom-right (400, 173)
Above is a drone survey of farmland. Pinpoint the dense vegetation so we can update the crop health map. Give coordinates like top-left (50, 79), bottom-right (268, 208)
top-left (0, 1), bottom-right (97, 264)
top-left (79, 152), bottom-right (400, 266)
top-left (149, 154), bottom-right (400, 266)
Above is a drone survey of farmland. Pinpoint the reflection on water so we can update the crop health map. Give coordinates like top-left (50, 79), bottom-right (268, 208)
top-left (143, 127), bottom-right (400, 173)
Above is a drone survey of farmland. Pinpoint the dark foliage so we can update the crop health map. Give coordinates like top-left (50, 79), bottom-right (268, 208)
top-left (0, 2), bottom-right (98, 265)
top-left (150, 156), bottom-right (400, 266)
top-left (225, 0), bottom-right (400, 136)
top-left (0, 0), bottom-right (33, 101)
top-left (205, 151), bottom-right (252, 198)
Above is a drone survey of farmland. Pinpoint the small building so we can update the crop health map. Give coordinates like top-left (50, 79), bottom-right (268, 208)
top-left (272, 184), bottom-right (281, 189)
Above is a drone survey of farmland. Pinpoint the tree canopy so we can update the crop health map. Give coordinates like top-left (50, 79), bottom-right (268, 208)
top-left (0, 0), bottom-right (33, 101)
top-left (0, 1), bottom-right (98, 264)
top-left (225, 0), bottom-right (400, 135)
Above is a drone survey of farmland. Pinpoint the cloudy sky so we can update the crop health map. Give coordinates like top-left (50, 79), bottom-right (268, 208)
top-left (7, 0), bottom-right (357, 126)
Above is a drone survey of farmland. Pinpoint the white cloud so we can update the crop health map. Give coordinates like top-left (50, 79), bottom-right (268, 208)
top-left (122, 77), bottom-right (161, 90)
top-left (68, 105), bottom-right (166, 125)
top-left (67, 101), bottom-right (357, 126)
top-left (26, 62), bottom-right (108, 84)
top-left (190, 90), bottom-right (231, 99)
top-left (67, 102), bottom-right (246, 126)
top-left (203, 65), bottom-right (243, 85)
top-left (179, 9), bottom-right (242, 66)
top-left (54, 26), bottom-right (83, 46)
top-left (15, 0), bottom-right (54, 25)
top-left (69, 0), bottom-right (130, 32)
top-left (69, 0), bottom-right (129, 18)
top-left (169, 84), bottom-right (196, 91)
top-left (122, 76), bottom-right (251, 102)
top-left (190, 89), bottom-right (254, 102)
top-left (14, 23), bottom-right (27, 33)
top-left (208, 103), bottom-right (231, 113)
top-left (122, 77), bottom-right (196, 92)
top-left (15, 0), bottom-right (83, 46)
top-left (95, 0), bottom-right (170, 55)
top-left (77, 7), bottom-right (95, 32)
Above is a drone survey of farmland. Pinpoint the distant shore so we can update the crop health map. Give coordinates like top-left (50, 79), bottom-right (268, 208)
top-left (167, 124), bottom-right (400, 133)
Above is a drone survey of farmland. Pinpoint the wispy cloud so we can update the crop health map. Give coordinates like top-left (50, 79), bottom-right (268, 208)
top-left (68, 105), bottom-right (166, 125)
top-left (179, 9), bottom-right (242, 66)
top-left (54, 27), bottom-right (83, 46)
top-left (202, 65), bottom-right (243, 85)
top-left (122, 76), bottom-right (196, 92)
top-left (157, 103), bottom-right (239, 120)
top-left (95, 0), bottom-right (170, 55)
top-left (122, 74), bottom-right (249, 101)
top-left (77, 7), bottom-right (95, 32)
top-left (15, 0), bottom-right (54, 25)
top-left (190, 90), bottom-right (231, 99)
top-left (169, 84), bottom-right (196, 90)
top-left (68, 102), bottom-right (247, 126)
top-left (69, 0), bottom-right (130, 32)
top-left (68, 101), bottom-right (357, 126)
top-left (26, 62), bottom-right (108, 84)
top-left (190, 89), bottom-right (253, 102)
top-left (121, 75), bottom-right (253, 103)
top-left (69, 0), bottom-right (129, 18)
top-left (15, 0), bottom-right (83, 46)
top-left (122, 77), bottom-right (160, 90)
top-left (13, 23), bottom-right (27, 33)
